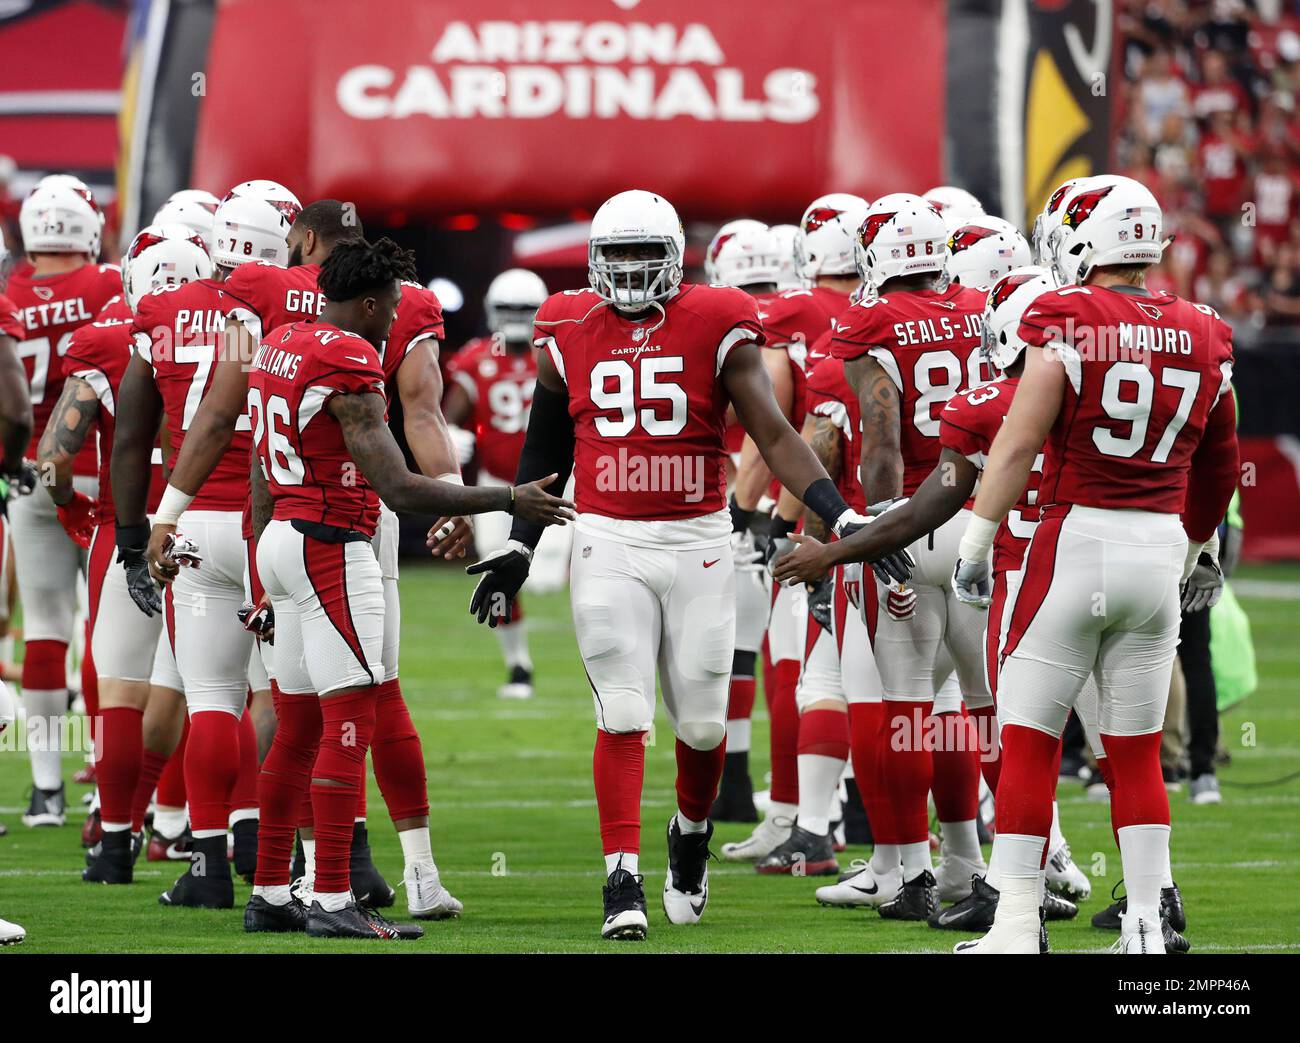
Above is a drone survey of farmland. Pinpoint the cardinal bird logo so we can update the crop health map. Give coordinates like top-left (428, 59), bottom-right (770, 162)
top-left (709, 233), bottom-right (736, 265)
top-left (804, 207), bottom-right (843, 232)
top-left (948, 224), bottom-right (998, 254)
top-left (989, 272), bottom-right (1041, 310)
top-left (1061, 185), bottom-right (1114, 229)
top-left (128, 231), bottom-right (168, 260)
top-left (857, 212), bottom-right (897, 250)
top-left (269, 199), bottom-right (303, 225)
top-left (1045, 182), bottom-right (1074, 216)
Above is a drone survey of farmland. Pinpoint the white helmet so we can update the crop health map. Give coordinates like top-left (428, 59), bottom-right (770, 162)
top-left (854, 193), bottom-right (948, 294)
top-left (1050, 175), bottom-right (1164, 285)
top-left (20, 182), bottom-right (101, 255)
top-left (166, 188), bottom-right (221, 212)
top-left (485, 268), bottom-right (548, 342)
top-left (211, 195), bottom-right (292, 269)
top-left (796, 193), bottom-right (870, 279)
top-left (153, 198), bottom-right (217, 250)
top-left (222, 179), bottom-right (303, 227)
top-left (1031, 176), bottom-right (1089, 267)
top-left (768, 223), bottom-right (804, 289)
top-left (704, 219), bottom-right (766, 284)
top-left (923, 185), bottom-right (985, 231)
top-left (945, 215), bottom-right (1033, 289)
top-left (713, 224), bottom-right (783, 290)
top-left (981, 265), bottom-right (1058, 372)
top-left (588, 189), bottom-right (684, 308)
top-left (122, 223), bottom-right (213, 310)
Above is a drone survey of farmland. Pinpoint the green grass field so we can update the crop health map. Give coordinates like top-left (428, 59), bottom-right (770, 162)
top-left (2, 562), bottom-right (1297, 954)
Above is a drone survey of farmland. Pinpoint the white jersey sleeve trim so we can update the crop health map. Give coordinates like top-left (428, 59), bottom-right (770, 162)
top-left (810, 398), bottom-right (851, 438)
top-left (716, 325), bottom-right (759, 376)
top-left (1046, 341), bottom-right (1082, 395)
top-left (451, 369), bottom-right (479, 403)
top-left (538, 335), bottom-right (566, 384)
top-left (298, 385), bottom-right (333, 434)
top-left (70, 367), bottom-right (114, 416)
top-left (865, 347), bottom-right (903, 391)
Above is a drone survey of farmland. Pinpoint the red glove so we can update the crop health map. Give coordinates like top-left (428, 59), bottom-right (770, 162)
top-left (56, 491), bottom-right (97, 549)
top-left (885, 582), bottom-right (917, 622)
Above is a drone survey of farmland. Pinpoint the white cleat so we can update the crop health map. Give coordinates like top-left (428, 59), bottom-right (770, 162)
top-left (1045, 842), bottom-right (1091, 900)
top-left (498, 666), bottom-right (534, 700)
top-left (815, 862), bottom-right (902, 908)
top-left (0, 917), bottom-right (25, 945)
top-left (1112, 915), bottom-right (1166, 955)
top-left (290, 875), bottom-right (314, 908)
top-left (720, 813), bottom-right (793, 862)
top-left (954, 915), bottom-right (1041, 954)
top-left (935, 853), bottom-right (988, 904)
top-left (405, 861), bottom-right (463, 920)
top-left (662, 817), bottom-right (711, 925)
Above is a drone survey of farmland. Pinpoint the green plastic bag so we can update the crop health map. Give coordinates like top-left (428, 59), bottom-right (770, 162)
top-left (1211, 583), bottom-right (1256, 711)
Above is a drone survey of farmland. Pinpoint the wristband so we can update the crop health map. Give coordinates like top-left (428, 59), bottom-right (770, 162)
top-left (957, 514), bottom-right (999, 562)
top-left (770, 513), bottom-right (798, 541)
top-left (115, 522), bottom-right (150, 551)
top-left (504, 539), bottom-right (534, 563)
top-left (801, 477), bottom-right (851, 532)
top-left (154, 484), bottom-right (195, 526)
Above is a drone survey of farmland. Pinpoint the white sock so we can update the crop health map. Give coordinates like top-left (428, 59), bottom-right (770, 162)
top-left (985, 843), bottom-right (1001, 890)
top-left (23, 688), bottom-right (67, 790)
top-left (316, 890), bottom-right (351, 912)
top-left (939, 819), bottom-right (984, 863)
top-left (354, 816), bottom-right (366, 825)
top-left (676, 811), bottom-right (707, 834)
top-left (495, 621), bottom-right (532, 671)
top-left (398, 826), bottom-right (434, 869)
top-left (725, 718), bottom-right (751, 754)
top-left (153, 807), bottom-right (187, 838)
top-left (992, 832), bottom-right (1046, 880)
top-left (871, 843), bottom-right (901, 876)
top-left (102, 820), bottom-right (131, 833)
top-left (768, 800), bottom-right (798, 822)
top-left (1160, 841), bottom-right (1174, 890)
top-left (1048, 800), bottom-right (1065, 852)
top-left (254, 884), bottom-right (292, 906)
top-left (795, 753), bottom-right (844, 836)
top-left (302, 838), bottom-right (317, 882)
top-left (192, 828), bottom-right (224, 840)
top-left (229, 807), bottom-right (259, 827)
top-left (1117, 823), bottom-right (1170, 926)
top-left (900, 841), bottom-right (932, 881)
top-left (605, 851), bottom-right (638, 876)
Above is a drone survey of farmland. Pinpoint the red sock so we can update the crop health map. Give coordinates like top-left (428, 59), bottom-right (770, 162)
top-left (1096, 755), bottom-right (1115, 792)
top-left (768, 659), bottom-right (801, 805)
top-left (157, 720), bottom-right (189, 808)
top-left (371, 678), bottom-right (429, 821)
top-left (311, 688), bottom-right (378, 895)
top-left (95, 707), bottom-right (142, 827)
top-left (184, 711), bottom-right (240, 833)
top-left (880, 700), bottom-right (934, 844)
top-left (994, 723), bottom-right (1061, 838)
top-left (968, 705), bottom-right (1001, 792)
top-left (231, 708), bottom-right (260, 813)
top-left (849, 701), bottom-right (895, 843)
top-left (675, 737), bottom-right (726, 822)
top-left (22, 638), bottom-right (66, 691)
top-left (797, 707), bottom-right (850, 760)
top-left (255, 685), bottom-right (322, 887)
top-left (727, 676), bottom-right (757, 723)
top-left (1100, 731), bottom-right (1169, 832)
top-left (132, 749), bottom-right (169, 832)
top-left (594, 730), bottom-right (645, 854)
top-left (80, 640), bottom-right (99, 720)
top-left (931, 710), bottom-right (980, 822)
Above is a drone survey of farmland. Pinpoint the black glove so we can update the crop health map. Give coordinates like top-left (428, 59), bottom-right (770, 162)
top-left (466, 541), bottom-right (532, 627)
top-left (837, 519), bottom-right (915, 586)
top-left (238, 601), bottom-right (275, 644)
top-left (118, 544), bottom-right (162, 617)
top-left (0, 461), bottom-right (39, 517)
top-left (806, 575), bottom-right (833, 629)
top-left (765, 514), bottom-right (797, 574)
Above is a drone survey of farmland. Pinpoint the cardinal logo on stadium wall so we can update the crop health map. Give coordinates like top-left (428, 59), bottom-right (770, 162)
top-left (948, 225), bottom-right (997, 255)
top-left (1061, 185), bottom-right (1113, 228)
top-left (803, 206), bottom-right (842, 232)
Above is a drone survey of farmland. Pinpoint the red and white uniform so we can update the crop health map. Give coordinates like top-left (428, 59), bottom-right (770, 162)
top-left (251, 322), bottom-right (386, 696)
top-left (6, 264), bottom-right (119, 650)
top-left (998, 285), bottom-right (1237, 738)
top-left (446, 337), bottom-right (535, 484)
top-left (831, 284), bottom-right (991, 707)
top-left (132, 280), bottom-right (254, 717)
top-left (0, 295), bottom-right (24, 632)
top-left (534, 284), bottom-right (761, 739)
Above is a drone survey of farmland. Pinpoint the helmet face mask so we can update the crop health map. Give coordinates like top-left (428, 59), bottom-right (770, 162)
top-left (485, 267), bottom-right (548, 342)
top-left (587, 190), bottom-right (684, 310)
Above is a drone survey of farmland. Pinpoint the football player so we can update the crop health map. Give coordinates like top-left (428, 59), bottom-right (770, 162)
top-left (445, 268), bottom-right (548, 698)
top-left (924, 185), bottom-right (986, 232)
top-left (951, 176), bottom-right (1236, 954)
top-left (9, 179), bottom-right (121, 825)
top-left (724, 193), bottom-right (869, 862)
top-left (944, 215), bottom-right (1033, 290)
top-left (465, 189), bottom-right (901, 941)
top-left (244, 236), bottom-right (569, 938)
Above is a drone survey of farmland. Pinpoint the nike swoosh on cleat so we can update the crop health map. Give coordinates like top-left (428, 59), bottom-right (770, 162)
top-left (852, 881), bottom-right (879, 895)
top-left (690, 897), bottom-right (706, 915)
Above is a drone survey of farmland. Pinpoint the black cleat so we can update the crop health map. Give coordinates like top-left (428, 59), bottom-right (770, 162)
top-left (928, 874), bottom-right (997, 931)
top-left (710, 753), bottom-right (758, 823)
top-left (349, 823), bottom-right (395, 908)
top-left (22, 783), bottom-right (66, 827)
top-left (159, 836), bottom-right (234, 909)
top-left (232, 819), bottom-right (259, 882)
top-left (1092, 879), bottom-right (1126, 930)
top-left (85, 830), bottom-right (143, 868)
top-left (663, 817), bottom-right (713, 924)
top-left (755, 823), bottom-right (839, 876)
top-left (1161, 882), bottom-right (1186, 933)
top-left (305, 900), bottom-right (397, 939)
top-left (361, 905), bottom-right (423, 940)
top-left (1162, 913), bottom-right (1191, 954)
top-left (879, 870), bottom-right (939, 921)
top-left (82, 830), bottom-right (135, 884)
top-left (1039, 906), bottom-right (1050, 954)
top-left (602, 866), bottom-right (648, 940)
top-left (244, 894), bottom-right (308, 933)
top-left (1043, 889), bottom-right (1078, 921)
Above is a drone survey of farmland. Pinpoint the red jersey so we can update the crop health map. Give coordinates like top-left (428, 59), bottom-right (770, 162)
top-left (446, 336), bottom-right (536, 482)
top-left (249, 322), bottom-right (384, 536)
top-left (221, 261), bottom-right (324, 341)
top-left (534, 285), bottom-right (762, 521)
top-left (0, 293), bottom-right (22, 340)
top-left (380, 280), bottom-right (445, 396)
top-left (64, 315), bottom-right (166, 522)
top-left (1018, 285), bottom-right (1235, 515)
top-left (7, 262), bottom-right (121, 474)
top-left (831, 284), bottom-right (988, 497)
top-left (95, 295), bottom-right (134, 323)
top-left (940, 378), bottom-right (1040, 573)
top-left (132, 280), bottom-right (250, 512)
top-left (803, 340), bottom-right (865, 512)
top-left (757, 285), bottom-right (847, 431)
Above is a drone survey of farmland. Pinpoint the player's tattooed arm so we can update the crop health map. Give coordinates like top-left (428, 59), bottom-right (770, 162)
top-left (331, 390), bottom-right (573, 524)
top-left (167, 324), bottom-right (254, 495)
top-left (801, 414), bottom-right (843, 542)
top-left (111, 354), bottom-right (165, 527)
top-left (845, 355), bottom-right (902, 504)
top-left (0, 335), bottom-right (32, 474)
top-left (36, 375), bottom-right (100, 506)
top-left (250, 453), bottom-right (272, 542)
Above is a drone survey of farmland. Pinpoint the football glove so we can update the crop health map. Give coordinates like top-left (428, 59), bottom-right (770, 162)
top-left (807, 575), bottom-right (834, 629)
top-left (842, 562), bottom-right (864, 610)
top-left (119, 544), bottom-right (162, 617)
top-left (0, 461), bottom-right (39, 516)
top-left (466, 540), bottom-right (532, 628)
top-left (833, 514), bottom-right (915, 587)
top-left (238, 601), bottom-right (275, 644)
top-left (730, 530), bottom-right (764, 574)
top-left (764, 515), bottom-right (797, 576)
top-left (885, 582), bottom-right (917, 621)
top-left (951, 556), bottom-right (993, 608)
top-left (55, 491), bottom-right (97, 549)
top-left (1180, 552), bottom-right (1224, 614)
top-left (163, 532), bottom-right (203, 569)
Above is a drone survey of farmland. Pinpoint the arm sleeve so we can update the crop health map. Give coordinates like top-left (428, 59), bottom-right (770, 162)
top-left (508, 381), bottom-right (575, 550)
top-left (1182, 388), bottom-right (1239, 544)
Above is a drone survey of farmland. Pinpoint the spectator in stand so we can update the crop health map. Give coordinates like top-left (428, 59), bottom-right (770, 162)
top-left (1192, 50), bottom-right (1252, 120)
top-left (1264, 243), bottom-right (1300, 325)
top-left (1138, 47), bottom-right (1191, 140)
top-left (1251, 144), bottom-right (1296, 267)
top-left (1198, 110), bottom-right (1250, 238)
top-left (1195, 248), bottom-right (1251, 322)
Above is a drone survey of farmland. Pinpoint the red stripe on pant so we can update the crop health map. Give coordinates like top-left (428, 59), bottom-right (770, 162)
top-left (986, 568), bottom-right (1008, 703)
top-left (1000, 508), bottom-right (1067, 665)
top-left (83, 524), bottom-right (115, 720)
top-left (245, 537), bottom-right (264, 603)
top-left (301, 537), bottom-right (373, 683)
top-left (594, 730), bottom-right (645, 854)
